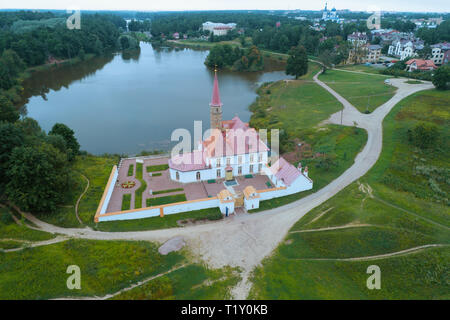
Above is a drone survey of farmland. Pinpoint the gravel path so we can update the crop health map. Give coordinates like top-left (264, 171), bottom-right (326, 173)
top-left (75, 174), bottom-right (89, 225)
top-left (292, 244), bottom-right (448, 262)
top-left (11, 75), bottom-right (434, 299)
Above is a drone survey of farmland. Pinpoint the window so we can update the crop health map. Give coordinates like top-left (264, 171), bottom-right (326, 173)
top-left (196, 171), bottom-right (201, 181)
top-left (250, 154), bottom-right (254, 163)
top-left (176, 171), bottom-right (180, 181)
top-left (238, 166), bottom-right (242, 175)
top-left (226, 157), bottom-right (231, 166)
top-left (258, 163), bottom-right (262, 172)
top-left (249, 165), bottom-right (253, 173)
top-left (216, 158), bottom-right (221, 167)
top-left (217, 169), bottom-right (221, 178)
top-left (258, 153), bottom-right (263, 162)
top-left (238, 156), bottom-right (242, 164)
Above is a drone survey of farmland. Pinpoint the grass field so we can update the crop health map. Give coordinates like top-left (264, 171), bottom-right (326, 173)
top-left (335, 64), bottom-right (386, 75)
top-left (111, 264), bottom-right (241, 300)
top-left (0, 207), bottom-right (55, 247)
top-left (0, 239), bottom-right (184, 299)
top-left (249, 89), bottom-right (450, 299)
top-left (249, 74), bottom-right (367, 211)
top-left (97, 207), bottom-right (222, 232)
top-left (319, 69), bottom-right (396, 113)
top-left (121, 194), bottom-right (131, 211)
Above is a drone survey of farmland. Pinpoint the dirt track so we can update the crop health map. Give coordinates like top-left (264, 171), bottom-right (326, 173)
top-left (14, 73), bottom-right (434, 299)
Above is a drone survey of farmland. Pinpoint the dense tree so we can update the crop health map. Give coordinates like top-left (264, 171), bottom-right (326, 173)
top-left (432, 66), bottom-right (450, 90)
top-left (286, 45), bottom-right (308, 79)
top-left (49, 123), bottom-right (80, 161)
top-left (205, 44), bottom-right (263, 72)
top-left (0, 95), bottom-right (19, 123)
top-left (5, 143), bottom-right (73, 213)
top-left (0, 122), bottom-right (24, 186)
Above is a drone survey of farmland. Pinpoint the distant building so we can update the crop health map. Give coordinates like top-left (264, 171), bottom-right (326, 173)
top-left (366, 45), bottom-right (382, 63)
top-left (276, 21), bottom-right (281, 28)
top-left (172, 32), bottom-right (180, 40)
top-left (202, 21), bottom-right (236, 36)
top-left (430, 42), bottom-right (450, 65)
top-left (321, 2), bottom-right (340, 23)
top-left (347, 32), bottom-right (368, 46)
top-left (388, 39), bottom-right (424, 60)
top-left (443, 50), bottom-right (450, 65)
top-left (405, 59), bottom-right (437, 72)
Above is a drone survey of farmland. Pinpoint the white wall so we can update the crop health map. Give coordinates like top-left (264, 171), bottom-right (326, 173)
top-left (244, 198), bottom-right (259, 210)
top-left (100, 168), bottom-right (118, 215)
top-left (98, 198), bottom-right (220, 222)
top-left (219, 201), bottom-right (235, 214)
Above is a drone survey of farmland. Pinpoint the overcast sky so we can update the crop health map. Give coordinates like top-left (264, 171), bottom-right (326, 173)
top-left (1, 0), bottom-right (448, 13)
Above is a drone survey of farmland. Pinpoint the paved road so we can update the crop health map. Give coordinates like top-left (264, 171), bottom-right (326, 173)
top-left (15, 73), bottom-right (434, 299)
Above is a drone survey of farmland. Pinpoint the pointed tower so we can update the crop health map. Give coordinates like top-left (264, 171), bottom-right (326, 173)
top-left (210, 68), bottom-right (223, 130)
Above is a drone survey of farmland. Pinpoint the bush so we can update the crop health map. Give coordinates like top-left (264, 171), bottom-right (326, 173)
top-left (432, 65), bottom-right (450, 90)
top-left (407, 122), bottom-right (439, 149)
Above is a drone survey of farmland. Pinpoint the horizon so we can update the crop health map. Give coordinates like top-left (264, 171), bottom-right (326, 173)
top-left (1, 0), bottom-right (449, 14)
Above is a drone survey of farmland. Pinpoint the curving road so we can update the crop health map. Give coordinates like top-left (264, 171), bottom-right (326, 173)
top-left (14, 72), bottom-right (434, 299)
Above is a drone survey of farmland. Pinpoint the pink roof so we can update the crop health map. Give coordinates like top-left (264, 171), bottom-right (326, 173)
top-left (210, 71), bottom-right (222, 107)
top-left (270, 157), bottom-right (301, 186)
top-left (202, 117), bottom-right (269, 158)
top-left (168, 150), bottom-right (208, 172)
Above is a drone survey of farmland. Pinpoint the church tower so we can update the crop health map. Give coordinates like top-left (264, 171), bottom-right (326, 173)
top-left (210, 68), bottom-right (223, 130)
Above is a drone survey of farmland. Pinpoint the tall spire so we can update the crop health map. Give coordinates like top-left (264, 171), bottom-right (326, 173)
top-left (210, 67), bottom-right (222, 107)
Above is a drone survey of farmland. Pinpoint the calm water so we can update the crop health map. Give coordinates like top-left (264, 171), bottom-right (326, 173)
top-left (22, 43), bottom-right (291, 155)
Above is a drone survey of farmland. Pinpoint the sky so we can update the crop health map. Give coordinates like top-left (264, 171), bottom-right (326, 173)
top-left (1, 0), bottom-right (448, 13)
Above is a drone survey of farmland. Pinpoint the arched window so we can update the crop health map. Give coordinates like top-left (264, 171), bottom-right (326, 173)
top-left (176, 171), bottom-right (180, 181)
top-left (196, 171), bottom-right (201, 181)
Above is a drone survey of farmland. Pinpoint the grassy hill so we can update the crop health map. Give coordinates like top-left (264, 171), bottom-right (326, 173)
top-left (318, 69), bottom-right (396, 113)
top-left (249, 89), bottom-right (450, 299)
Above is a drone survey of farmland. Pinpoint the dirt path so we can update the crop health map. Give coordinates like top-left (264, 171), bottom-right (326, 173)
top-left (1, 236), bottom-right (69, 253)
top-left (291, 244), bottom-right (448, 262)
top-left (290, 224), bottom-right (372, 233)
top-left (10, 75), bottom-right (434, 300)
top-left (75, 174), bottom-right (89, 225)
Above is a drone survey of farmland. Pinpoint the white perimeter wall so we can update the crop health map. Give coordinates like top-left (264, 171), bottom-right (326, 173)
top-left (98, 198), bottom-right (219, 222)
top-left (99, 167), bottom-right (118, 215)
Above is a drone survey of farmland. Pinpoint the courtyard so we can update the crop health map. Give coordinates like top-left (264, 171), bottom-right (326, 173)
top-left (106, 156), bottom-right (273, 213)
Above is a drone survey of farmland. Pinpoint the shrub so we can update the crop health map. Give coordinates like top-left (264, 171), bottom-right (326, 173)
top-left (407, 122), bottom-right (439, 149)
top-left (127, 164), bottom-right (134, 176)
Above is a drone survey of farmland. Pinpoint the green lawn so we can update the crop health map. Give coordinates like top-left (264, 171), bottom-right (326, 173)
top-left (127, 164), bottom-right (134, 176)
top-left (97, 208), bottom-right (222, 232)
top-left (0, 239), bottom-right (183, 299)
top-left (250, 125), bottom-right (367, 212)
top-left (75, 155), bottom-right (118, 226)
top-left (153, 188), bottom-right (184, 195)
top-left (146, 164), bottom-right (169, 172)
top-left (146, 194), bottom-right (187, 207)
top-left (0, 207), bottom-right (55, 243)
top-left (111, 264), bottom-right (241, 300)
top-left (249, 89), bottom-right (450, 299)
top-left (335, 64), bottom-right (386, 75)
top-left (121, 194), bottom-right (131, 211)
top-left (319, 69), bottom-right (396, 113)
top-left (135, 163), bottom-right (147, 209)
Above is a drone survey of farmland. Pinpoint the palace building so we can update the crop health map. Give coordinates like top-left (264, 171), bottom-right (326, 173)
top-left (168, 70), bottom-right (313, 202)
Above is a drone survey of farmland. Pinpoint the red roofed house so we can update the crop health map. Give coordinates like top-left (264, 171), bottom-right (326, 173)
top-left (168, 70), bottom-right (313, 198)
top-left (405, 59), bottom-right (437, 72)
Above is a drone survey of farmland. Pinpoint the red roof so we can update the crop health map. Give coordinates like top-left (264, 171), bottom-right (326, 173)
top-left (210, 71), bottom-right (222, 107)
top-left (406, 59), bottom-right (437, 70)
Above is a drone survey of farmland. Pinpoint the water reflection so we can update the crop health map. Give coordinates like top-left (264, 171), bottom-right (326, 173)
top-left (23, 42), bottom-right (291, 155)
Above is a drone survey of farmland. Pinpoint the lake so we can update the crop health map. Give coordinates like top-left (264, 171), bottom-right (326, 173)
top-left (22, 42), bottom-right (292, 155)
